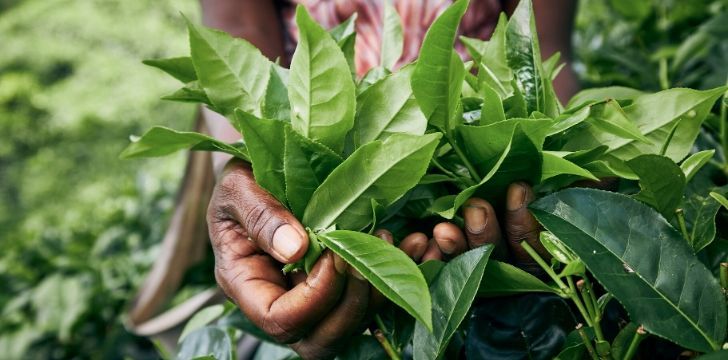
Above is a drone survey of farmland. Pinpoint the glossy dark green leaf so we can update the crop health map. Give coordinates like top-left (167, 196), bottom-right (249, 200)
top-left (696, 350), bottom-right (728, 360)
top-left (627, 154), bottom-right (686, 218)
top-left (336, 335), bottom-right (387, 360)
top-left (680, 150), bottom-right (715, 182)
top-left (530, 188), bottom-right (727, 352)
top-left (284, 127), bottom-right (343, 218)
top-left (610, 322), bottom-right (639, 360)
top-left (319, 230), bottom-right (432, 330)
top-left (380, 1), bottom-right (403, 69)
top-left (465, 294), bottom-right (575, 360)
top-left (262, 65), bottom-right (291, 122)
top-left (176, 326), bottom-right (233, 360)
top-left (143, 56), bottom-right (196, 83)
top-left (411, 0), bottom-right (468, 131)
top-left (353, 64), bottom-right (426, 147)
top-left (187, 20), bottom-right (270, 116)
top-left (505, 0), bottom-right (547, 115)
top-left (120, 126), bottom-right (249, 161)
top-left (233, 110), bottom-right (287, 205)
top-left (289, 6), bottom-right (356, 152)
top-left (682, 191), bottom-right (723, 252)
top-left (553, 329), bottom-right (587, 360)
top-left (477, 260), bottom-right (556, 297)
top-left (413, 246), bottom-right (493, 360)
top-left (303, 133), bottom-right (440, 231)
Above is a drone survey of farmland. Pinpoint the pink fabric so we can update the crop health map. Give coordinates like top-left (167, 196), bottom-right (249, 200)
top-left (282, 0), bottom-right (502, 77)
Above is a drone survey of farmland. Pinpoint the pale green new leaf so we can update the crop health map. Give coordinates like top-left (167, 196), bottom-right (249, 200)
top-left (541, 151), bottom-right (598, 182)
top-left (477, 260), bottom-right (556, 297)
top-left (319, 230), bottom-right (432, 330)
top-left (328, 14), bottom-right (357, 79)
top-left (380, 1), bottom-right (403, 69)
top-left (505, 0), bottom-right (546, 115)
top-left (289, 6), bottom-right (356, 152)
top-left (160, 81), bottom-right (212, 107)
top-left (187, 20), bottom-right (271, 116)
top-left (143, 56), bottom-right (197, 83)
top-left (179, 305), bottom-right (225, 343)
top-left (681, 150), bottom-right (715, 182)
top-left (413, 246), bottom-right (493, 360)
top-left (530, 188), bottom-right (726, 352)
top-left (710, 192), bottom-right (728, 210)
top-left (262, 65), bottom-right (291, 122)
top-left (303, 133), bottom-right (441, 231)
top-left (566, 86), bottom-right (644, 109)
top-left (120, 126), bottom-right (249, 161)
top-left (480, 82), bottom-right (506, 125)
top-left (411, 0), bottom-right (469, 131)
top-left (353, 65), bottom-right (426, 147)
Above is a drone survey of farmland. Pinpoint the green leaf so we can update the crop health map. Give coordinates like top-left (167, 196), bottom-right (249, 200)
top-left (539, 231), bottom-right (579, 265)
top-left (143, 56), bottom-right (197, 83)
top-left (289, 6), bottom-right (356, 152)
top-left (566, 86), bottom-right (644, 108)
top-left (284, 127), bottom-right (343, 218)
top-left (176, 326), bottom-right (234, 360)
top-left (562, 87), bottom-right (726, 164)
top-left (419, 260), bottom-right (446, 285)
top-left (233, 110), bottom-right (287, 205)
top-left (358, 66), bottom-right (390, 94)
top-left (541, 151), bottom-right (598, 182)
top-left (262, 65), bottom-right (291, 122)
top-left (505, 0), bottom-right (546, 115)
top-left (319, 230), bottom-right (432, 330)
top-left (610, 323), bottom-right (639, 360)
top-left (680, 150), bottom-right (715, 182)
top-left (187, 19), bottom-right (271, 116)
top-left (627, 154), bottom-right (686, 218)
top-left (683, 191), bottom-right (723, 252)
top-left (477, 260), bottom-right (556, 297)
top-left (411, 0), bottom-right (469, 132)
top-left (413, 246), bottom-right (493, 360)
top-left (588, 100), bottom-right (651, 144)
top-left (475, 14), bottom-right (513, 98)
top-left (380, 1), bottom-right (403, 69)
top-left (329, 14), bottom-right (357, 80)
top-left (303, 133), bottom-right (441, 231)
top-left (179, 305), bottom-right (225, 343)
top-left (160, 81), bottom-right (212, 106)
top-left (353, 64), bottom-right (426, 147)
top-left (530, 188), bottom-right (727, 352)
top-left (120, 126), bottom-right (249, 161)
top-left (337, 335), bottom-right (388, 360)
top-left (480, 83), bottom-right (506, 125)
top-left (710, 191), bottom-right (728, 210)
top-left (547, 105), bottom-right (591, 136)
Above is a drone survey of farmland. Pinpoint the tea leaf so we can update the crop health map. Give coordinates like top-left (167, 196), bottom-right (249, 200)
top-left (413, 246), bottom-right (493, 360)
top-left (627, 154), bottom-right (686, 218)
top-left (143, 56), bottom-right (197, 83)
top-left (412, 0), bottom-right (469, 132)
top-left (262, 65), bottom-right (291, 122)
top-left (319, 230), bottom-right (432, 330)
top-left (353, 64), bottom-right (426, 147)
top-left (567, 86), bottom-right (644, 108)
top-left (541, 151), bottom-right (598, 182)
top-left (477, 260), bottom-right (555, 297)
top-left (681, 150), bottom-right (715, 182)
top-left (380, 1), bottom-right (403, 69)
top-left (303, 133), bottom-right (441, 231)
top-left (682, 191), bottom-right (723, 252)
top-left (710, 191), bottom-right (728, 210)
top-left (179, 305), bottom-right (225, 343)
top-left (187, 20), bottom-right (270, 116)
top-left (120, 126), bottom-right (249, 161)
top-left (289, 6), bottom-right (356, 152)
top-left (328, 14), bottom-right (357, 79)
top-left (161, 81), bottom-right (212, 106)
top-left (530, 188), bottom-right (726, 352)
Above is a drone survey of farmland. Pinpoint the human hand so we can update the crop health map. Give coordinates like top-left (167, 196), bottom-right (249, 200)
top-left (207, 159), bottom-right (370, 359)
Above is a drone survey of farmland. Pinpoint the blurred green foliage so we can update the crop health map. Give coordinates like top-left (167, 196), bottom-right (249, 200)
top-left (0, 0), bottom-right (199, 358)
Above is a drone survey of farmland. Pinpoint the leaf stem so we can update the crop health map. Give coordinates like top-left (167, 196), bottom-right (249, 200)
top-left (675, 208), bottom-right (691, 243)
top-left (374, 329), bottom-right (401, 360)
top-left (577, 279), bottom-right (607, 349)
top-left (566, 276), bottom-right (594, 328)
top-left (622, 325), bottom-right (647, 360)
top-left (445, 132), bottom-right (482, 183)
top-left (576, 323), bottom-right (599, 360)
top-left (431, 157), bottom-right (473, 188)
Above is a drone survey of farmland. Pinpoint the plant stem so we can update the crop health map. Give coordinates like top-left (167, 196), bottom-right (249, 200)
top-left (577, 279), bottom-right (607, 348)
top-left (576, 323), bottom-right (599, 360)
top-left (431, 157), bottom-right (474, 188)
top-left (675, 208), bottom-right (691, 243)
top-left (566, 276), bottom-right (594, 327)
top-left (374, 329), bottom-right (401, 360)
top-left (658, 58), bottom-right (669, 90)
top-left (720, 262), bottom-right (728, 293)
top-left (623, 325), bottom-right (647, 360)
top-left (445, 132), bottom-right (482, 183)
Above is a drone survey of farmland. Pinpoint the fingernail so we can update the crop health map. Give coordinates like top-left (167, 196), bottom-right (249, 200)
top-left (374, 229), bottom-right (393, 244)
top-left (350, 267), bottom-right (366, 281)
top-left (507, 183), bottom-right (526, 211)
top-left (464, 206), bottom-right (487, 234)
top-left (333, 254), bottom-right (347, 274)
top-left (272, 224), bottom-right (303, 260)
top-left (438, 238), bottom-right (457, 254)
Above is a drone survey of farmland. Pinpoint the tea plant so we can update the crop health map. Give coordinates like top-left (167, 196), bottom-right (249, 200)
top-left (123, 0), bottom-right (728, 358)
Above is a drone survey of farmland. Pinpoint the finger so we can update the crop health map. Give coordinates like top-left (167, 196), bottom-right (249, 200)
top-left (292, 269), bottom-right (370, 360)
top-left (463, 198), bottom-right (507, 260)
top-left (222, 251), bottom-right (347, 343)
top-left (374, 229), bottom-right (394, 245)
top-left (421, 238), bottom-right (443, 262)
top-left (433, 222), bottom-right (467, 256)
top-left (399, 232), bottom-right (429, 261)
top-left (209, 160), bottom-right (308, 263)
top-left (504, 182), bottom-right (549, 273)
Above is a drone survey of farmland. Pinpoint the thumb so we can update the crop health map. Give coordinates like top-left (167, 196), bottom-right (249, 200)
top-left (212, 160), bottom-right (308, 263)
